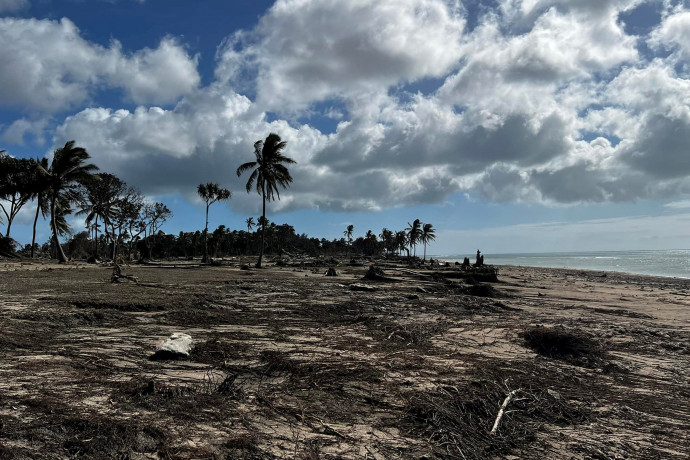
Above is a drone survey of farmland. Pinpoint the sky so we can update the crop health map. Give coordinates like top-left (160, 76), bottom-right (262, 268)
top-left (2, 0), bottom-right (690, 256)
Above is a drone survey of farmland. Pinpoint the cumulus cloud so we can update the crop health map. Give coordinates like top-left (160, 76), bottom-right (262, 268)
top-left (649, 9), bottom-right (690, 63)
top-left (52, 87), bottom-right (464, 213)
top-left (0, 17), bottom-right (199, 113)
top-left (217, 0), bottom-right (466, 112)
top-left (2, 117), bottom-right (48, 145)
top-left (53, 86), bottom-right (327, 211)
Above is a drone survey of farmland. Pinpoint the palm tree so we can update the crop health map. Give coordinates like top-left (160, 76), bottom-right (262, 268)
top-left (421, 223), bottom-right (436, 262)
top-left (245, 217), bottom-right (255, 255)
top-left (343, 224), bottom-right (354, 257)
top-left (379, 228), bottom-right (394, 255)
top-left (77, 173), bottom-right (123, 259)
top-left (47, 141), bottom-right (99, 263)
top-left (197, 182), bottom-right (231, 263)
top-left (395, 230), bottom-right (408, 257)
top-left (236, 133), bottom-right (296, 268)
top-left (406, 219), bottom-right (422, 259)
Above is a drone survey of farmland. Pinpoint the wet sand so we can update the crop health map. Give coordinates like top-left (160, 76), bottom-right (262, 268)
top-left (0, 259), bottom-right (688, 458)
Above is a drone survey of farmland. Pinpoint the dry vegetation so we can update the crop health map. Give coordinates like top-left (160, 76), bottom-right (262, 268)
top-left (0, 259), bottom-right (689, 459)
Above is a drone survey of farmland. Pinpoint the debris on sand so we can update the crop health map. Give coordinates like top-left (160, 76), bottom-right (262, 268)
top-left (462, 283), bottom-right (496, 297)
top-left (149, 333), bottom-right (193, 361)
top-left (364, 265), bottom-right (387, 281)
top-left (364, 265), bottom-right (399, 282)
top-left (349, 283), bottom-right (379, 292)
top-left (522, 326), bottom-right (607, 367)
top-left (325, 267), bottom-right (338, 276)
top-left (110, 263), bottom-right (139, 284)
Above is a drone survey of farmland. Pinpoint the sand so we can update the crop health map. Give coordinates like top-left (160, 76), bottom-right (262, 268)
top-left (0, 258), bottom-right (688, 459)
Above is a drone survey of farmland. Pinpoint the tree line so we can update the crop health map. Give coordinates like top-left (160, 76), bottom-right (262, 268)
top-left (1, 134), bottom-right (437, 264)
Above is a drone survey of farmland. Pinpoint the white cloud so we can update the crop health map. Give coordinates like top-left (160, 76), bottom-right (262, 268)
top-left (649, 9), bottom-right (690, 63)
top-left (2, 117), bottom-right (48, 145)
top-left (0, 17), bottom-right (199, 113)
top-left (217, 0), bottom-right (466, 112)
top-left (110, 38), bottom-right (200, 105)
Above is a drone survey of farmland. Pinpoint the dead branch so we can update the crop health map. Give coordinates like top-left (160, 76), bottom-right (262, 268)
top-left (490, 388), bottom-right (521, 435)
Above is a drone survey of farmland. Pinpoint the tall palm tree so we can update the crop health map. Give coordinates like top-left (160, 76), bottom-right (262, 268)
top-left (197, 182), bottom-right (231, 263)
top-left (406, 219), bottom-right (422, 259)
top-left (47, 141), bottom-right (99, 263)
top-left (236, 133), bottom-right (296, 268)
top-left (421, 223), bottom-right (436, 262)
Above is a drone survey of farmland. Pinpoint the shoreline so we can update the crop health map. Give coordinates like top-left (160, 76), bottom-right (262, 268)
top-left (436, 248), bottom-right (690, 280)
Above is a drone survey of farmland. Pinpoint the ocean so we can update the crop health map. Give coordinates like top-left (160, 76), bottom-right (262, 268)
top-left (439, 249), bottom-right (690, 279)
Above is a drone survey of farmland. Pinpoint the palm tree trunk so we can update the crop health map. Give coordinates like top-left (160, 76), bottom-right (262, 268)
top-left (50, 195), bottom-right (68, 263)
top-left (95, 216), bottom-right (99, 258)
top-left (257, 184), bottom-right (266, 268)
top-left (423, 242), bottom-right (427, 262)
top-left (111, 223), bottom-right (117, 260)
top-left (5, 196), bottom-right (15, 238)
top-left (31, 197), bottom-right (40, 258)
top-left (203, 203), bottom-right (209, 263)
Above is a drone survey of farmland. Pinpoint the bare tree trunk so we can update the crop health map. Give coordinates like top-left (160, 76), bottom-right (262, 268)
top-left (203, 203), bottom-right (209, 263)
top-left (111, 223), bottom-right (117, 260)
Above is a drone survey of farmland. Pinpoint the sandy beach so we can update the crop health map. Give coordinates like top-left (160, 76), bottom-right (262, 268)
top-left (0, 259), bottom-right (688, 459)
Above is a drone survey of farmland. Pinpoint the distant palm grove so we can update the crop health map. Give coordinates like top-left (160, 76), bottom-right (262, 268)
top-left (0, 135), bottom-right (435, 263)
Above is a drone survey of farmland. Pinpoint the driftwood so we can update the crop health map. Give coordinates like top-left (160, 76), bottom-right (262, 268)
top-left (490, 388), bottom-right (521, 435)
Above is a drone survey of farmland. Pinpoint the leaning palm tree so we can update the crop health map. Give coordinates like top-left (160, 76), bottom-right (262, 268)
top-left (236, 133), bottom-right (296, 268)
top-left (406, 219), bottom-right (422, 259)
top-left (421, 223), bottom-right (436, 262)
top-left (47, 141), bottom-right (99, 263)
top-left (30, 158), bottom-right (50, 258)
top-left (197, 182), bottom-right (231, 263)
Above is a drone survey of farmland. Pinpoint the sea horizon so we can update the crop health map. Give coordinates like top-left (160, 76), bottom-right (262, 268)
top-left (436, 249), bottom-right (690, 279)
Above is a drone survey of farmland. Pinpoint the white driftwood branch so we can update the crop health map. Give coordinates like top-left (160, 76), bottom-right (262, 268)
top-left (490, 388), bottom-right (521, 435)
